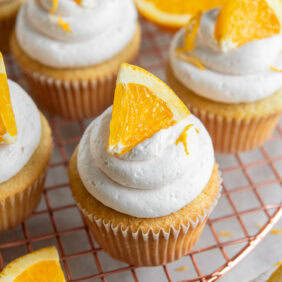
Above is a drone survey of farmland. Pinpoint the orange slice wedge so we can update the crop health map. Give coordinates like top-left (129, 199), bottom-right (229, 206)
top-left (214, 0), bottom-right (281, 52)
top-left (134, 0), bottom-right (226, 30)
top-left (268, 265), bottom-right (282, 282)
top-left (0, 247), bottom-right (66, 282)
top-left (108, 63), bottom-right (190, 155)
top-left (0, 52), bottom-right (17, 144)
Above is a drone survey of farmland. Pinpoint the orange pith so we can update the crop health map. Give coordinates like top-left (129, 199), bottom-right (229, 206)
top-left (108, 63), bottom-right (190, 155)
top-left (134, 0), bottom-right (226, 29)
top-left (14, 261), bottom-right (65, 282)
top-left (214, 0), bottom-right (281, 51)
top-left (0, 53), bottom-right (17, 144)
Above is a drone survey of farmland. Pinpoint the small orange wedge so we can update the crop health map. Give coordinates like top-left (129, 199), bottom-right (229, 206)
top-left (134, 0), bottom-right (226, 30)
top-left (214, 0), bottom-right (281, 52)
top-left (0, 247), bottom-right (66, 282)
top-left (0, 52), bottom-right (17, 144)
top-left (108, 63), bottom-right (190, 155)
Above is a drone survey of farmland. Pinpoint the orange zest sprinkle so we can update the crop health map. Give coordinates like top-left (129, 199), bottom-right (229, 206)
top-left (50, 0), bottom-right (58, 14)
top-left (195, 128), bottom-right (199, 134)
top-left (57, 17), bottom-right (72, 33)
top-left (269, 66), bottom-right (282, 72)
top-left (183, 11), bottom-right (202, 52)
top-left (73, 0), bottom-right (82, 5)
top-left (175, 51), bottom-right (205, 71)
top-left (271, 228), bottom-right (282, 235)
top-left (175, 266), bottom-right (187, 272)
top-left (274, 261), bottom-right (282, 267)
top-left (175, 124), bottom-right (194, 155)
top-left (219, 231), bottom-right (232, 237)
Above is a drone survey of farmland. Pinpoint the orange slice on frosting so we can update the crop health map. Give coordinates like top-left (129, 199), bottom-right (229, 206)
top-left (134, 0), bottom-right (226, 30)
top-left (108, 63), bottom-right (190, 155)
top-left (214, 0), bottom-right (282, 52)
top-left (0, 52), bottom-right (17, 144)
top-left (0, 246), bottom-right (66, 282)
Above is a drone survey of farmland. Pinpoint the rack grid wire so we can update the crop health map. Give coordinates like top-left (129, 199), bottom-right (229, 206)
top-left (0, 17), bottom-right (282, 282)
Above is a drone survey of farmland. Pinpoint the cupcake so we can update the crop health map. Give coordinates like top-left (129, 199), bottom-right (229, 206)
top-left (167, 0), bottom-right (282, 153)
top-left (10, 0), bottom-right (141, 120)
top-left (0, 0), bottom-right (23, 54)
top-left (69, 63), bottom-right (221, 266)
top-left (0, 53), bottom-right (53, 232)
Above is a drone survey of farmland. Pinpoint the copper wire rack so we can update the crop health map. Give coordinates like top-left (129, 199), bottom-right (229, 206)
top-left (1, 18), bottom-right (282, 282)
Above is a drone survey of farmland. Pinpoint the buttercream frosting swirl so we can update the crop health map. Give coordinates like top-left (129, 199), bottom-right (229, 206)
top-left (0, 80), bottom-right (41, 184)
top-left (77, 107), bottom-right (214, 218)
top-left (170, 9), bottom-right (282, 104)
top-left (16, 0), bottom-right (137, 68)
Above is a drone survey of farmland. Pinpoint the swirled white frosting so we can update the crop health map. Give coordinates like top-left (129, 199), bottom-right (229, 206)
top-left (0, 80), bottom-right (41, 184)
top-left (170, 9), bottom-right (282, 104)
top-left (16, 0), bottom-right (137, 68)
top-left (77, 107), bottom-right (214, 218)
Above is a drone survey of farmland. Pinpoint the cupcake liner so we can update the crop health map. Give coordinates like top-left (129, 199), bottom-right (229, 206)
top-left (23, 71), bottom-right (117, 120)
top-left (0, 170), bottom-right (47, 232)
top-left (189, 104), bottom-right (280, 153)
top-left (78, 174), bottom-right (222, 266)
top-left (0, 13), bottom-right (17, 54)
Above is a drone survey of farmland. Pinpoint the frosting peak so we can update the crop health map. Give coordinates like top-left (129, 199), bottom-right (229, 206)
top-left (16, 0), bottom-right (138, 68)
top-left (170, 9), bottom-right (282, 104)
top-left (77, 107), bottom-right (214, 218)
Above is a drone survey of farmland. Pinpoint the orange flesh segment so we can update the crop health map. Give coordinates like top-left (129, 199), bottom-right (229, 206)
top-left (214, 0), bottom-right (281, 51)
top-left (109, 83), bottom-right (177, 155)
top-left (14, 261), bottom-right (65, 282)
top-left (142, 0), bottom-right (225, 15)
top-left (0, 53), bottom-right (17, 144)
top-left (268, 265), bottom-right (282, 282)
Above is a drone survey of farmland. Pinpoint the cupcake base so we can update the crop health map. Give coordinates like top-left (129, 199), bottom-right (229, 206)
top-left (69, 149), bottom-right (221, 266)
top-left (10, 24), bottom-right (141, 120)
top-left (0, 114), bottom-right (53, 232)
top-left (0, 0), bottom-right (23, 54)
top-left (166, 64), bottom-right (282, 153)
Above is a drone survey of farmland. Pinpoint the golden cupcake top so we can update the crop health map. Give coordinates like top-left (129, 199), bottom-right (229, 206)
top-left (0, 52), bottom-right (17, 144)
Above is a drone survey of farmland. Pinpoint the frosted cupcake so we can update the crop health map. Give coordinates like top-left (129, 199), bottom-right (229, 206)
top-left (0, 0), bottom-right (23, 54)
top-left (10, 0), bottom-right (141, 120)
top-left (0, 53), bottom-right (52, 232)
top-left (167, 0), bottom-right (282, 153)
top-left (69, 63), bottom-right (221, 266)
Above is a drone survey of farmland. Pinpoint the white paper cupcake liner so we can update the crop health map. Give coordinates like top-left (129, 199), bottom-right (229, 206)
top-left (78, 173), bottom-right (222, 266)
top-left (0, 170), bottom-right (46, 232)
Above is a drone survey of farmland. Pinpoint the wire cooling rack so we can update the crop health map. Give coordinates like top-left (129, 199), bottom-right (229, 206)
top-left (1, 18), bottom-right (282, 282)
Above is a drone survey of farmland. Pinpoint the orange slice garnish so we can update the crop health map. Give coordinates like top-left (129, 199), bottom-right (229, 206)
top-left (0, 247), bottom-right (66, 282)
top-left (214, 0), bottom-right (281, 52)
top-left (134, 0), bottom-right (226, 30)
top-left (108, 63), bottom-right (190, 155)
top-left (268, 265), bottom-right (282, 282)
top-left (0, 52), bottom-right (17, 145)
